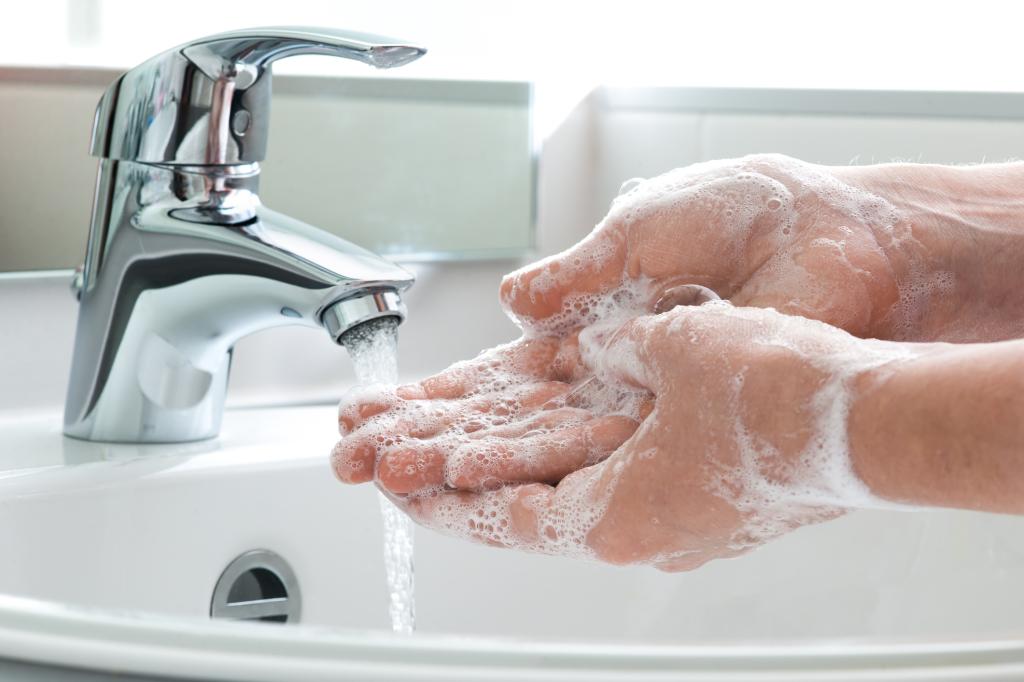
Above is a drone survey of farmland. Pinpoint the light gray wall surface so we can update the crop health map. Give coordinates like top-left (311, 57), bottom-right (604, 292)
top-left (0, 76), bottom-right (99, 272)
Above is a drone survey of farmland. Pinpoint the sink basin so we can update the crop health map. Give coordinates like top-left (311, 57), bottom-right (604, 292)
top-left (2, 405), bottom-right (1024, 680)
top-left (0, 406), bottom-right (390, 630)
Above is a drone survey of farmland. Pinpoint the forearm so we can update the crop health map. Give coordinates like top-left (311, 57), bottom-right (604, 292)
top-left (836, 162), bottom-right (1024, 342)
top-left (848, 339), bottom-right (1024, 512)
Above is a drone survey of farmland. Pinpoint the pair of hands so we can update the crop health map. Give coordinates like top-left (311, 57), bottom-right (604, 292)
top-left (331, 154), bottom-right (999, 571)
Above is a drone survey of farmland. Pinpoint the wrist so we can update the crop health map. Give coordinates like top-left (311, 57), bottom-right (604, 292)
top-left (847, 339), bottom-right (1024, 511)
top-left (837, 163), bottom-right (1024, 342)
top-left (846, 345), bottom-right (933, 506)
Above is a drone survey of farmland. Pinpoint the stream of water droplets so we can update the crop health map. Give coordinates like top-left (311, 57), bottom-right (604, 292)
top-left (340, 318), bottom-right (415, 634)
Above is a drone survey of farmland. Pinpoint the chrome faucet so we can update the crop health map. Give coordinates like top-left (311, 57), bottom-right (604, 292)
top-left (64, 27), bottom-right (424, 443)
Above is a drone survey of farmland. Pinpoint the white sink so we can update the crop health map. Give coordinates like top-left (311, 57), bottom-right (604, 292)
top-left (0, 406), bottom-right (391, 631)
top-left (2, 405), bottom-right (1024, 680)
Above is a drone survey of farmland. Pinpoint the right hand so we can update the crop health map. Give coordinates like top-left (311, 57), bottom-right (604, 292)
top-left (500, 153), bottom-right (939, 341)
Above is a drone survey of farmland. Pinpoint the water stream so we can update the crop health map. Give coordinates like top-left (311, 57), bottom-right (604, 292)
top-left (340, 318), bottom-right (415, 634)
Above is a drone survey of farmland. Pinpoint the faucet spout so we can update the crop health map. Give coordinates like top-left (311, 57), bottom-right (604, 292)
top-left (321, 291), bottom-right (406, 345)
top-left (64, 161), bottom-right (412, 443)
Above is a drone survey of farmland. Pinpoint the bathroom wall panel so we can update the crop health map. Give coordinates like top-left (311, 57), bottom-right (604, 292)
top-left (263, 78), bottom-right (533, 259)
top-left (534, 91), bottom-right (601, 257)
top-left (0, 80), bottom-right (98, 271)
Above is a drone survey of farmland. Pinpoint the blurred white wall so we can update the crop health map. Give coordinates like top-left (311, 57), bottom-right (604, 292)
top-left (4, 0), bottom-right (1024, 91)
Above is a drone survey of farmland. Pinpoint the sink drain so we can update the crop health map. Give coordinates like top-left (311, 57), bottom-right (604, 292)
top-left (210, 550), bottom-right (301, 623)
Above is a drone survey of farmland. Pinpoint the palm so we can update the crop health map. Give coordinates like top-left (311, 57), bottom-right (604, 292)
top-left (332, 334), bottom-right (644, 494)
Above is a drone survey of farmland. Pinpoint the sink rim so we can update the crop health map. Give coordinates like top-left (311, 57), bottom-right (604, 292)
top-left (1, 592), bottom-right (1024, 680)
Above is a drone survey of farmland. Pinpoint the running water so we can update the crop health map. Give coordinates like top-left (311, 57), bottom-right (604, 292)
top-left (339, 318), bottom-right (415, 634)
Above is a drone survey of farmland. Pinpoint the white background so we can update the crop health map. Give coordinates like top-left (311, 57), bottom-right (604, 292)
top-left (3, 0), bottom-right (1024, 90)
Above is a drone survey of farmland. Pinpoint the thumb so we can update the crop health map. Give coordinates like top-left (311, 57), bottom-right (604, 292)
top-left (500, 227), bottom-right (626, 328)
top-left (577, 314), bottom-right (662, 392)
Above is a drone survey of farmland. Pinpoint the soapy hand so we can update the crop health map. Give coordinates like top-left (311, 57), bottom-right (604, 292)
top-left (332, 154), bottom-right (1022, 569)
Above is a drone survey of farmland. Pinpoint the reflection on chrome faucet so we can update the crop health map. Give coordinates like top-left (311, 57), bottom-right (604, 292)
top-left (64, 27), bottom-right (425, 443)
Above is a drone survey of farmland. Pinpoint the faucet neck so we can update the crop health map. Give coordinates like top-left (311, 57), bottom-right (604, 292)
top-left (65, 159), bottom-right (411, 443)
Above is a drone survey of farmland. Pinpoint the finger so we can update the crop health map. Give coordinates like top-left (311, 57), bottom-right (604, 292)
top-left (406, 337), bottom-right (564, 402)
top-left (337, 385), bottom-right (397, 435)
top-left (404, 485), bottom-right (545, 548)
top-left (465, 406), bottom-right (589, 441)
top-left (331, 434), bottom-right (379, 484)
top-left (405, 462), bottom-right (608, 554)
top-left (419, 364), bottom-right (481, 400)
top-left (638, 397), bottom-right (655, 421)
top-left (501, 337), bottom-right (566, 381)
top-left (448, 415), bottom-right (637, 490)
top-left (514, 381), bottom-right (572, 411)
top-left (653, 284), bottom-right (720, 313)
top-left (390, 373), bottom-right (571, 441)
top-left (500, 227), bottom-right (627, 325)
top-left (577, 315), bottom-right (661, 390)
top-left (551, 330), bottom-right (587, 383)
top-left (562, 375), bottom-right (652, 416)
top-left (396, 383), bottom-right (426, 400)
top-left (407, 381), bottom-right (572, 440)
top-left (375, 406), bottom-right (592, 495)
top-left (345, 395), bottom-right (469, 441)
top-left (377, 446), bottom-right (446, 495)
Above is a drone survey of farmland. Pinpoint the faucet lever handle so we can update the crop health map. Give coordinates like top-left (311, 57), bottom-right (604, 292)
top-left (90, 26), bottom-right (426, 165)
top-left (180, 27), bottom-right (426, 83)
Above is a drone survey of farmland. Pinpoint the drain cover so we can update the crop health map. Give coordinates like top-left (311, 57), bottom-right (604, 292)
top-left (210, 550), bottom-right (301, 623)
